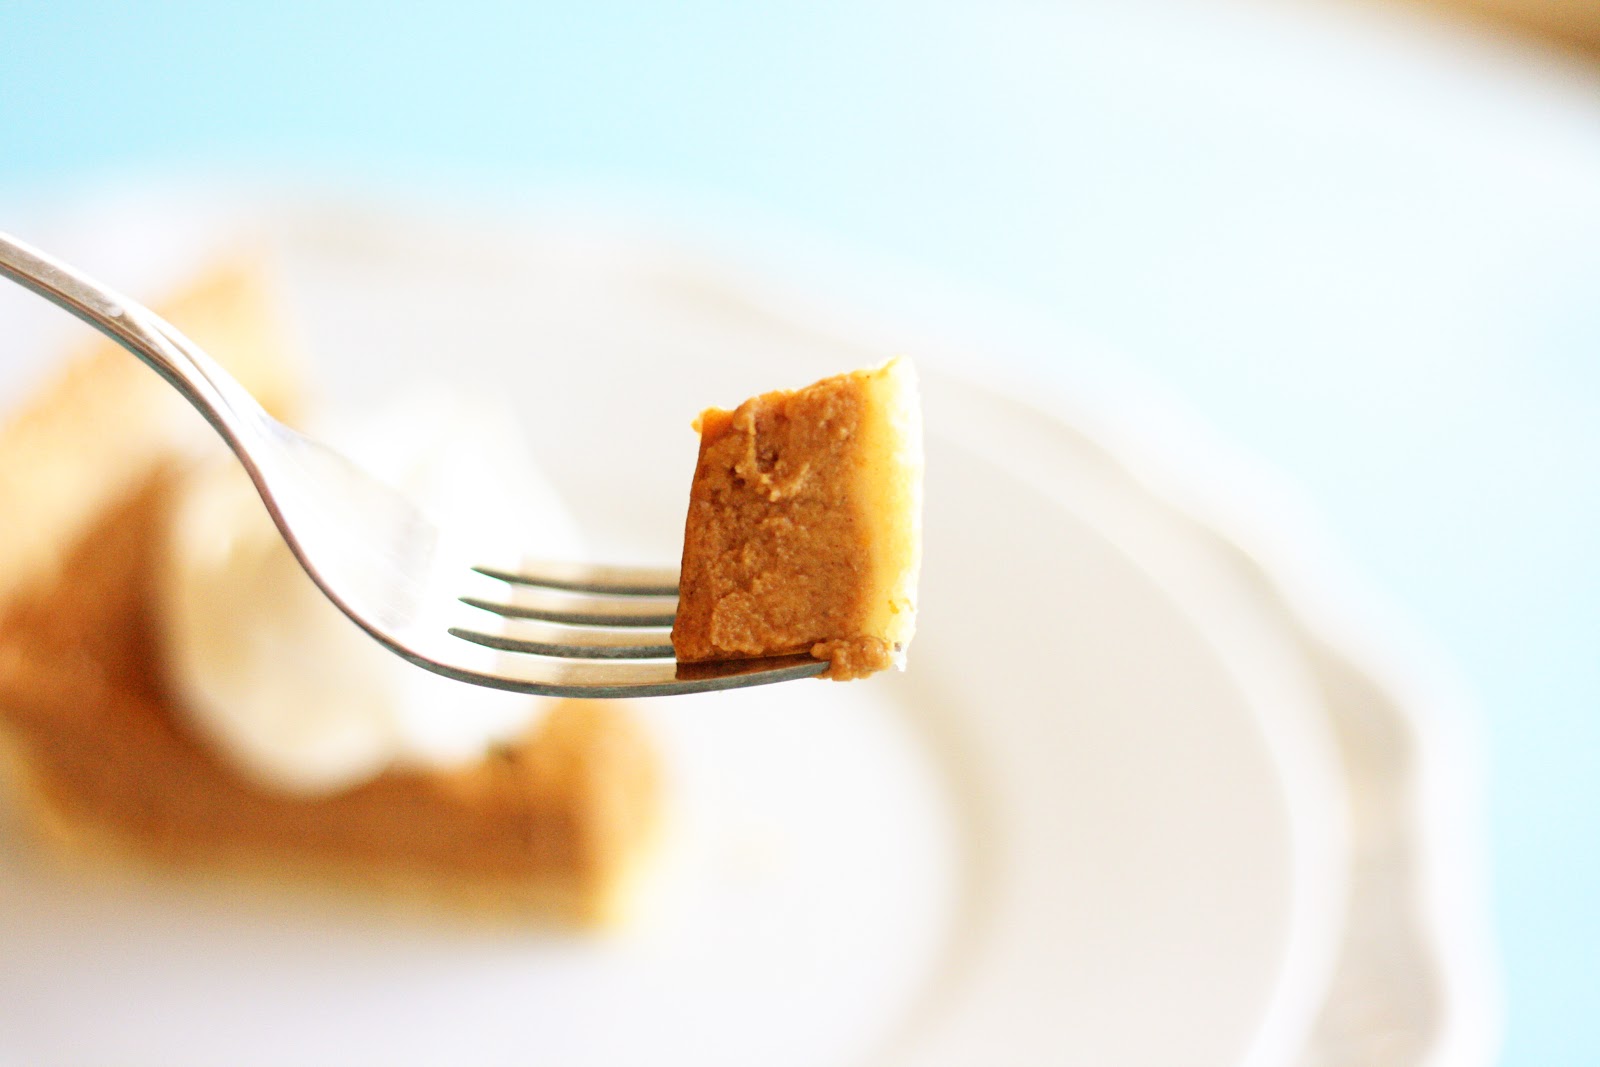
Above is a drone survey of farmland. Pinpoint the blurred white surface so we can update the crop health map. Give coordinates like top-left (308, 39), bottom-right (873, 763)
top-left (0, 199), bottom-right (1377, 1065)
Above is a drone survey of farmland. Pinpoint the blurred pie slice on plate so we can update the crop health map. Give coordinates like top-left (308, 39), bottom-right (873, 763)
top-left (0, 262), bottom-right (661, 925)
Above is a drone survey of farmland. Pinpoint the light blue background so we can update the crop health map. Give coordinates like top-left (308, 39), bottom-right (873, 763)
top-left (4, 0), bottom-right (1598, 1061)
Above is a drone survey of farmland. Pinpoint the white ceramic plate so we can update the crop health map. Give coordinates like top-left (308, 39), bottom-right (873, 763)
top-left (910, 365), bottom-right (1498, 1067)
top-left (0, 200), bottom-right (1347, 1066)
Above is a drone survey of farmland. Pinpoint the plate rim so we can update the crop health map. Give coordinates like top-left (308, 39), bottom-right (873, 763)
top-left (2, 184), bottom-right (1500, 1065)
top-left (601, 201), bottom-right (1501, 1065)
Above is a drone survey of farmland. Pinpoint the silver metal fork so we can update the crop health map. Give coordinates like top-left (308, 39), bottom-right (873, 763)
top-left (0, 231), bottom-right (828, 697)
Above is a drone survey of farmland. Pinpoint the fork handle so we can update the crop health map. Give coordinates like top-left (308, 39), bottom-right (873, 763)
top-left (0, 230), bottom-right (271, 444)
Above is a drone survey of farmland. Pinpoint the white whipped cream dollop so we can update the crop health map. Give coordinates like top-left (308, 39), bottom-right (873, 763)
top-left (159, 389), bottom-right (582, 796)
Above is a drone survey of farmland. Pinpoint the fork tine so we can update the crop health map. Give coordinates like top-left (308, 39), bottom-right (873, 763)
top-left (450, 613), bottom-right (675, 659)
top-left (460, 593), bottom-right (677, 627)
top-left (474, 561), bottom-right (679, 596)
top-left (460, 568), bottom-right (677, 626)
top-left (412, 571), bottom-right (830, 694)
top-left (421, 641), bottom-right (829, 698)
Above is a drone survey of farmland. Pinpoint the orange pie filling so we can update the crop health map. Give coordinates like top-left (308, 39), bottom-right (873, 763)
top-left (672, 359), bottom-right (923, 681)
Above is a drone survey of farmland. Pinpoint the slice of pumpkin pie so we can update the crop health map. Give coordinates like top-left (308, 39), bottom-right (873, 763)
top-left (672, 359), bottom-right (924, 681)
top-left (0, 262), bottom-right (659, 924)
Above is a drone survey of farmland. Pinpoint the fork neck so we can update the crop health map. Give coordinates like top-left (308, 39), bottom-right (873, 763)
top-left (0, 230), bottom-right (271, 440)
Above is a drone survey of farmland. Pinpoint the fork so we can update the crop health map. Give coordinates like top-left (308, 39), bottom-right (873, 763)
top-left (0, 231), bottom-right (828, 697)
